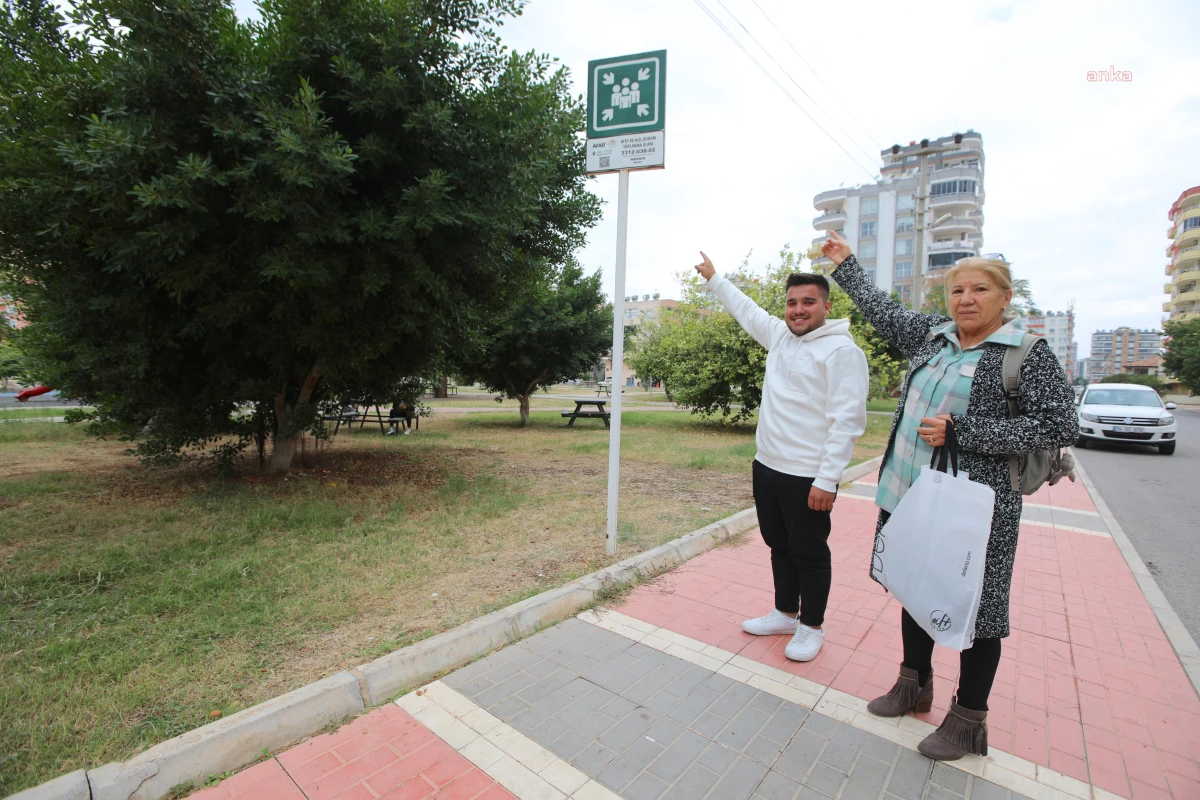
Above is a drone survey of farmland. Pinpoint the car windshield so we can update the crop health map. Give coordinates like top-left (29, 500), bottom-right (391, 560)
top-left (1082, 389), bottom-right (1163, 408)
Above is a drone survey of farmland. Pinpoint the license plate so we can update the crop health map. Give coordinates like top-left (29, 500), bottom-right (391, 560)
top-left (1112, 426), bottom-right (1144, 433)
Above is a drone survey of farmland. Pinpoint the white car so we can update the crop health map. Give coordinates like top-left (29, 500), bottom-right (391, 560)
top-left (1076, 383), bottom-right (1178, 455)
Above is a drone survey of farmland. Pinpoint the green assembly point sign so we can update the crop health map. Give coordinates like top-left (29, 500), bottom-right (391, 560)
top-left (586, 50), bottom-right (666, 139)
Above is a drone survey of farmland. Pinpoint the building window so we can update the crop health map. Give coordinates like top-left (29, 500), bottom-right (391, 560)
top-left (860, 196), bottom-right (879, 215)
top-left (897, 193), bottom-right (914, 211)
top-left (895, 238), bottom-right (913, 256)
top-left (860, 220), bottom-right (876, 238)
top-left (894, 260), bottom-right (912, 278)
top-left (865, 268), bottom-right (876, 284)
top-left (896, 217), bottom-right (913, 232)
top-left (859, 241), bottom-right (877, 259)
top-left (929, 251), bottom-right (974, 268)
top-left (1183, 217), bottom-right (1200, 232)
top-left (930, 179), bottom-right (976, 197)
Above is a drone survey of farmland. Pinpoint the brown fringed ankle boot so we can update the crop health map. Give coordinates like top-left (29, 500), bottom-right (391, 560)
top-left (866, 666), bottom-right (933, 717)
top-left (917, 698), bottom-right (988, 760)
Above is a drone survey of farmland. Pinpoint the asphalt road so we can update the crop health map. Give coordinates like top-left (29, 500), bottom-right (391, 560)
top-left (1075, 406), bottom-right (1200, 644)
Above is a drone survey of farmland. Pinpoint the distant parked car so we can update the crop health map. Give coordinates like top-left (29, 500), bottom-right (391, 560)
top-left (1076, 383), bottom-right (1178, 455)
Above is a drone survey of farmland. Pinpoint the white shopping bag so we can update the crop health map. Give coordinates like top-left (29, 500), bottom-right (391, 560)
top-left (871, 423), bottom-right (994, 651)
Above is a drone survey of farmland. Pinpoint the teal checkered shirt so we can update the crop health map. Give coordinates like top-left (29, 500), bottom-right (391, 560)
top-left (876, 317), bottom-right (1027, 513)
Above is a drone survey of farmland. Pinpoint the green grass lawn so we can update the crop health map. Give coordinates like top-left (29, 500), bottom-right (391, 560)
top-left (0, 407), bottom-right (85, 420)
top-left (867, 398), bottom-right (898, 413)
top-left (0, 411), bottom-right (890, 794)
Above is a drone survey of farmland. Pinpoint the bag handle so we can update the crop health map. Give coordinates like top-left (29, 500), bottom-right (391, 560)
top-left (928, 420), bottom-right (959, 477)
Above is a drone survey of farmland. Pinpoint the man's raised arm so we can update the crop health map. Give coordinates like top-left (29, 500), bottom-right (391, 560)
top-left (694, 251), bottom-right (785, 349)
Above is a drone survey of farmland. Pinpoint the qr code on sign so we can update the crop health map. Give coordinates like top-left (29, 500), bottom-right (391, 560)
top-left (599, 156), bottom-right (610, 168)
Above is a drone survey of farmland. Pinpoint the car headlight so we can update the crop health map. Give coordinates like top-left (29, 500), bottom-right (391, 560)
top-left (1080, 412), bottom-right (1100, 422)
top-left (1160, 415), bottom-right (1175, 426)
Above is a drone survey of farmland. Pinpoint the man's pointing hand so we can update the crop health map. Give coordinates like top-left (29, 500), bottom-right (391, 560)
top-left (694, 251), bottom-right (716, 281)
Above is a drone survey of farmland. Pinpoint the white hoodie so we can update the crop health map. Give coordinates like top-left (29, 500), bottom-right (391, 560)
top-left (708, 274), bottom-right (869, 493)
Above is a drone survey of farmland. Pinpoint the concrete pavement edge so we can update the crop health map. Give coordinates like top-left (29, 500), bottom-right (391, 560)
top-left (1073, 459), bottom-right (1200, 699)
top-left (27, 455), bottom-right (881, 800)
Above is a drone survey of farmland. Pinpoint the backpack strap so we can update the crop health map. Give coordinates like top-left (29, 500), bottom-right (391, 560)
top-left (1002, 333), bottom-right (1040, 492)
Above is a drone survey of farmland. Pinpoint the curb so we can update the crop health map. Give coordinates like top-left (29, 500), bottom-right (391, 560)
top-left (16, 455), bottom-right (883, 800)
top-left (1074, 459), bottom-right (1200, 699)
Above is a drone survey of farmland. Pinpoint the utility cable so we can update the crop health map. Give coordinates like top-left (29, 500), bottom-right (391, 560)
top-left (692, 0), bottom-right (878, 181)
top-left (714, 0), bottom-right (882, 169)
top-left (748, 0), bottom-right (889, 151)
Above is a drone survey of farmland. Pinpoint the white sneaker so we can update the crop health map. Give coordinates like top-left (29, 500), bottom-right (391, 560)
top-left (403, 429), bottom-right (411, 435)
top-left (742, 609), bottom-right (798, 636)
top-left (785, 624), bottom-right (825, 662)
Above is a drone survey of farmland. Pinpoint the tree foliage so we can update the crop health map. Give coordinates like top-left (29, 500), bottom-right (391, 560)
top-left (1099, 373), bottom-right (1168, 395)
top-left (454, 262), bottom-right (611, 426)
top-left (1164, 317), bottom-right (1200, 395)
top-left (0, 0), bottom-right (599, 470)
top-left (628, 248), bottom-right (905, 424)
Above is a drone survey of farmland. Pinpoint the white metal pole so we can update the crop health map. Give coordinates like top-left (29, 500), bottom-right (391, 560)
top-left (605, 169), bottom-right (631, 556)
top-left (912, 150), bottom-right (929, 313)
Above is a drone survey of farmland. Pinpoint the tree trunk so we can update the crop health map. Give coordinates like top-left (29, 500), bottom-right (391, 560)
top-left (518, 395), bottom-right (531, 427)
top-left (267, 363), bottom-right (322, 473)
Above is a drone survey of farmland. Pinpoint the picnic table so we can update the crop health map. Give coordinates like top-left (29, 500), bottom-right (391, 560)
top-left (322, 403), bottom-right (418, 435)
top-left (561, 399), bottom-right (610, 428)
top-left (595, 382), bottom-right (612, 397)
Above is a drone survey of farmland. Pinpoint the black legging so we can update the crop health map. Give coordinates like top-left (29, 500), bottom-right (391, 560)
top-left (901, 608), bottom-right (1001, 711)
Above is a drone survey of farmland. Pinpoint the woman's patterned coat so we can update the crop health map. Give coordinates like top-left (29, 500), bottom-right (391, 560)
top-left (832, 256), bottom-right (1079, 639)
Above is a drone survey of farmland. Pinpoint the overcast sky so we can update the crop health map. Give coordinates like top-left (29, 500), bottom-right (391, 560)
top-left (233, 0), bottom-right (1200, 357)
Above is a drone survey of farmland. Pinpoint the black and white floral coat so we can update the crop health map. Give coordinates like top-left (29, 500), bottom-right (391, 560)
top-left (832, 255), bottom-right (1079, 639)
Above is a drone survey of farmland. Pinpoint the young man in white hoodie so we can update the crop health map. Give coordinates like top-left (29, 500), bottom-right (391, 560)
top-left (695, 252), bottom-right (869, 661)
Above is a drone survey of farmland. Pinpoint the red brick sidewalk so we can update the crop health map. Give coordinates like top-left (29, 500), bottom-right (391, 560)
top-left (190, 703), bottom-right (514, 800)
top-left (609, 475), bottom-right (1200, 799)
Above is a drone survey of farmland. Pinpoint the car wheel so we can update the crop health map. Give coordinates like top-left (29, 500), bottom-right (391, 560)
top-left (1158, 441), bottom-right (1176, 455)
top-left (1075, 437), bottom-right (1087, 448)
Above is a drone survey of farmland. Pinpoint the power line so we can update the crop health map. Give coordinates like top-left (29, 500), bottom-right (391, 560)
top-left (713, 0), bottom-right (882, 170)
top-left (692, 0), bottom-right (878, 181)
top-left (747, 0), bottom-right (889, 151)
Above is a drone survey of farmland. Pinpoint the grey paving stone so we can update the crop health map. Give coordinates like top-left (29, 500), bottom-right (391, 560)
top-left (626, 668), bottom-right (679, 703)
top-left (717, 706), bottom-right (771, 753)
top-left (626, 772), bottom-right (670, 800)
top-left (626, 650), bottom-right (674, 679)
top-left (526, 716), bottom-right (574, 748)
top-left (662, 665), bottom-right (714, 698)
top-left (647, 718), bottom-right (686, 746)
top-left (883, 747), bottom-right (930, 800)
top-left (573, 741), bottom-right (620, 775)
top-left (561, 654), bottom-right (603, 675)
top-left (597, 736), bottom-right (664, 790)
top-left (598, 708), bottom-right (658, 751)
top-left (704, 672), bottom-right (737, 693)
top-left (966, 780), bottom-right (1010, 800)
top-left (526, 658), bottom-right (562, 680)
top-left (862, 734), bottom-right (900, 764)
top-left (478, 648), bottom-right (541, 683)
top-left (760, 705), bottom-right (809, 745)
top-left (928, 786), bottom-right (966, 800)
top-left (591, 668), bottom-right (640, 694)
top-left (474, 670), bottom-right (539, 707)
top-left (710, 682), bottom-right (761, 720)
top-left (491, 695), bottom-right (529, 719)
top-left (753, 770), bottom-right (803, 800)
top-left (515, 667), bottom-right (575, 702)
top-left (841, 754), bottom-right (890, 800)
top-left (599, 694), bottom-right (638, 721)
top-left (708, 756), bottom-right (768, 800)
top-left (662, 765), bottom-right (721, 800)
top-left (558, 689), bottom-right (617, 725)
top-left (805, 763), bottom-right (847, 798)
top-left (750, 691), bottom-right (784, 714)
top-left (819, 723), bottom-right (867, 771)
top-left (560, 676), bottom-right (598, 701)
top-left (644, 689), bottom-right (684, 715)
top-left (692, 710), bottom-right (732, 738)
top-left (773, 729), bottom-right (826, 782)
top-left (649, 729), bottom-right (709, 782)
top-left (551, 712), bottom-right (619, 758)
top-left (585, 651), bottom-right (641, 680)
top-left (800, 711), bottom-right (839, 738)
top-left (666, 685), bottom-right (721, 725)
top-left (799, 787), bottom-right (834, 800)
top-left (699, 742), bottom-right (740, 775)
top-left (931, 762), bottom-right (971, 796)
top-left (511, 692), bottom-right (566, 727)
top-left (744, 733), bottom-right (787, 765)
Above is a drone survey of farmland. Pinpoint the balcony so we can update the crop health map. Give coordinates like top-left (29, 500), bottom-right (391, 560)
top-left (930, 239), bottom-right (978, 253)
top-left (1172, 311), bottom-right (1200, 321)
top-left (813, 210), bottom-right (847, 229)
top-left (1165, 282), bottom-right (1174, 293)
top-left (1164, 301), bottom-right (1173, 312)
top-left (814, 188), bottom-right (849, 209)
top-left (1172, 290), bottom-right (1200, 305)
top-left (933, 215), bottom-right (981, 234)
top-left (1175, 245), bottom-right (1200, 268)
top-left (929, 192), bottom-right (980, 210)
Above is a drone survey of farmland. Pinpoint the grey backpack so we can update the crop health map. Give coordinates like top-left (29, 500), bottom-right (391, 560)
top-left (1002, 333), bottom-right (1076, 495)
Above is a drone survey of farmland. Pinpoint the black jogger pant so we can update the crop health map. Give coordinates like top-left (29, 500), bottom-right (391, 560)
top-left (752, 460), bottom-right (832, 628)
top-left (901, 608), bottom-right (1002, 711)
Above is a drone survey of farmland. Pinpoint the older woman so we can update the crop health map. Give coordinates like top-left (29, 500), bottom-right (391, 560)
top-left (821, 232), bottom-right (1077, 761)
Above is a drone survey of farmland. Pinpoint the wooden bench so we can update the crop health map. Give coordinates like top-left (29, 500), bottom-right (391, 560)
top-left (562, 399), bottom-right (610, 428)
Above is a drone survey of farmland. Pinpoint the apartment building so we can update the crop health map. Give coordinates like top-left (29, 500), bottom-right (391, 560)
top-left (1026, 309), bottom-right (1077, 378)
top-left (812, 131), bottom-right (985, 303)
top-left (1164, 186), bottom-right (1200, 323)
top-left (1084, 328), bottom-right (1162, 381)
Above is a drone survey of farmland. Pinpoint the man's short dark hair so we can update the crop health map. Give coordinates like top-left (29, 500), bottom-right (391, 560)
top-left (786, 272), bottom-right (830, 299)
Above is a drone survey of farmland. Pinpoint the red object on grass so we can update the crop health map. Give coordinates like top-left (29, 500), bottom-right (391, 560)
top-left (15, 385), bottom-right (52, 401)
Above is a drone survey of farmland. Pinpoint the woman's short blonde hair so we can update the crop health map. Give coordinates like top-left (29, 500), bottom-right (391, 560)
top-left (944, 257), bottom-right (1013, 294)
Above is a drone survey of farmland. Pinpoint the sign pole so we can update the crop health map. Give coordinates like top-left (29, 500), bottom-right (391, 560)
top-left (605, 169), bottom-right (631, 556)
